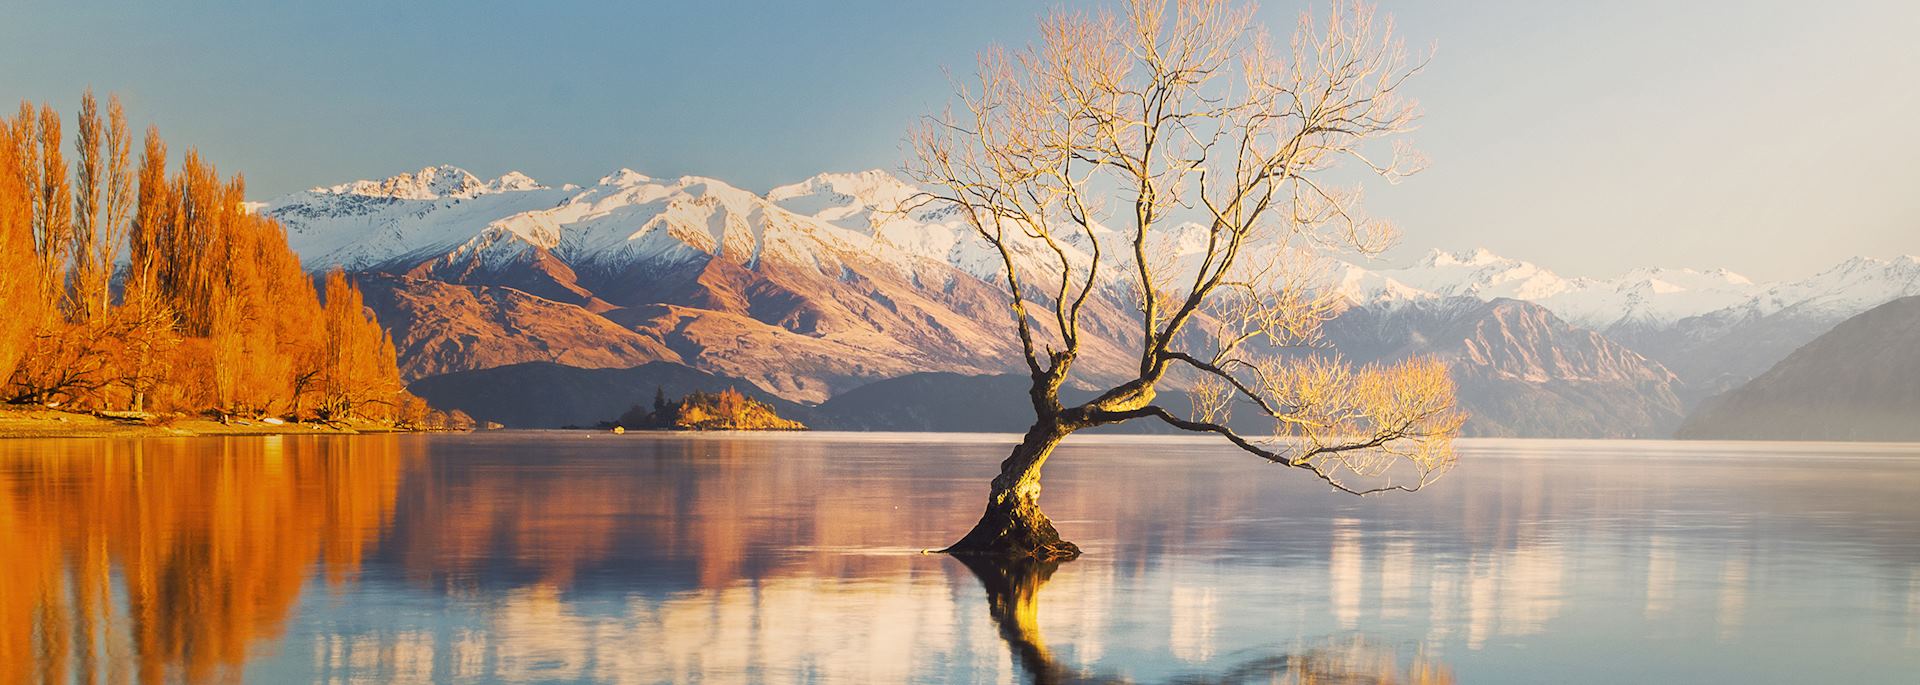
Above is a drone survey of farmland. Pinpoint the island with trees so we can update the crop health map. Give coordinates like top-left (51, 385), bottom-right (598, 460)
top-left (614, 387), bottom-right (806, 431)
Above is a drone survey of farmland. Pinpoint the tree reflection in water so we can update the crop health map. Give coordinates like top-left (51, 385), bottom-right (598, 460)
top-left (25, 435), bottom-right (1900, 682)
top-left (957, 555), bottom-right (1454, 685)
top-left (0, 436), bottom-right (409, 685)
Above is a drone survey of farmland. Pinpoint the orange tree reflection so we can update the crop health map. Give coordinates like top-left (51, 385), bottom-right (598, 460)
top-left (0, 436), bottom-right (408, 684)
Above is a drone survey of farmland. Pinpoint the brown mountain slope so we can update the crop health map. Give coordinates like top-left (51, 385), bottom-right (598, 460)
top-left (1678, 295), bottom-right (1920, 441)
top-left (355, 274), bottom-right (680, 380)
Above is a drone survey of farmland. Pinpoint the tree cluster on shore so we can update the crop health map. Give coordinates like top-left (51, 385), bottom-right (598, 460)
top-left (616, 387), bottom-right (806, 431)
top-left (0, 92), bottom-right (446, 427)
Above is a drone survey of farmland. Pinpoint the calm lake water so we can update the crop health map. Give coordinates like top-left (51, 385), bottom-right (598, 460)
top-left (4, 432), bottom-right (1919, 683)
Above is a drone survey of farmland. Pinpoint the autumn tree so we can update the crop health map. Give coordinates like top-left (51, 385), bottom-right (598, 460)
top-left (118, 127), bottom-right (180, 412)
top-left (0, 116), bottom-right (39, 385)
top-left (317, 270), bottom-right (405, 421)
top-left (908, 0), bottom-right (1463, 559)
top-left (2, 93), bottom-right (424, 422)
top-left (6, 101), bottom-right (112, 406)
top-left (29, 103), bottom-right (71, 310)
top-left (68, 90), bottom-right (133, 322)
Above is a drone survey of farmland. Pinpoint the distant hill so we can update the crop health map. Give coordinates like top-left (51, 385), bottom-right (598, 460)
top-left (811, 372), bottom-right (1291, 436)
top-left (1320, 297), bottom-right (1685, 438)
top-left (408, 361), bottom-right (814, 429)
top-left (409, 294), bottom-right (1692, 437)
top-left (1677, 295), bottom-right (1920, 441)
top-left (810, 373), bottom-right (1036, 432)
top-left (412, 362), bottom-right (1285, 435)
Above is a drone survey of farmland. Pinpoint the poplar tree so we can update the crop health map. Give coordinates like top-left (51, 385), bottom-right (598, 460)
top-left (2, 93), bottom-right (423, 420)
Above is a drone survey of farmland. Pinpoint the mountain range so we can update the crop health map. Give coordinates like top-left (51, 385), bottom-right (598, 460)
top-left (1678, 295), bottom-right (1920, 441)
top-left (260, 165), bottom-right (1920, 437)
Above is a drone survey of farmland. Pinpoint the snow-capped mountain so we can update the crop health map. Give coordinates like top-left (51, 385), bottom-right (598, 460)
top-left (262, 164), bottom-right (1917, 433)
top-left (1721, 255), bottom-right (1920, 320)
top-left (312, 164), bottom-right (543, 201)
top-left (264, 165), bottom-right (1141, 402)
top-left (272, 166), bottom-right (990, 292)
top-left (272, 166), bottom-right (1918, 333)
top-left (1614, 255), bottom-right (1920, 399)
top-left (1368, 248), bottom-right (1763, 330)
top-left (1360, 248), bottom-right (1920, 339)
top-left (1341, 247), bottom-right (1920, 397)
top-left (769, 169), bottom-right (1115, 291)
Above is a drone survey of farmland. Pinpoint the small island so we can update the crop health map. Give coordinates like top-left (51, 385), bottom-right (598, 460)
top-left (615, 388), bottom-right (806, 431)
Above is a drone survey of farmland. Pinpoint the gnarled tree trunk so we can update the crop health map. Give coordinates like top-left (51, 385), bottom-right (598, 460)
top-left (942, 419), bottom-right (1081, 560)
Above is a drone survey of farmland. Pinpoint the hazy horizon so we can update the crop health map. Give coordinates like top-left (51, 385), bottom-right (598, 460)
top-left (4, 0), bottom-right (1915, 280)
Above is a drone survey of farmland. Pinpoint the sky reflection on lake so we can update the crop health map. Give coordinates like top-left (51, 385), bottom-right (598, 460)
top-left (2, 433), bottom-right (1918, 683)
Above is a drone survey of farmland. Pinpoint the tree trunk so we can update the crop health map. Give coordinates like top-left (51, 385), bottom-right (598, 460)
top-left (942, 419), bottom-right (1081, 560)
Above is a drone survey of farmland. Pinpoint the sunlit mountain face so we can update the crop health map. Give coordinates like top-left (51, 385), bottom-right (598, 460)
top-left (4, 434), bottom-right (1919, 683)
top-left (263, 166), bottom-right (1920, 437)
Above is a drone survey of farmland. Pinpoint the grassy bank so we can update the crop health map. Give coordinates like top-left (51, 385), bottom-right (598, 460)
top-left (0, 407), bottom-right (416, 439)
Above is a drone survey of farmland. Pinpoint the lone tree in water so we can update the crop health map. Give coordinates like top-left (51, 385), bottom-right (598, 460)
top-left (908, 0), bottom-right (1464, 560)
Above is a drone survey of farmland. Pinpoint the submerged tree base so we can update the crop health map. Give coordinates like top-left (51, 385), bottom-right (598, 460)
top-left (941, 495), bottom-right (1082, 561)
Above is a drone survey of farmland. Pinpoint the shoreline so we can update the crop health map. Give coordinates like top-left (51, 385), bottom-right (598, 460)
top-left (0, 408), bottom-right (422, 440)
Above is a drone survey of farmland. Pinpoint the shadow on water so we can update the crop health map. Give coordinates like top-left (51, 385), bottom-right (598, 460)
top-left (957, 554), bottom-right (1454, 685)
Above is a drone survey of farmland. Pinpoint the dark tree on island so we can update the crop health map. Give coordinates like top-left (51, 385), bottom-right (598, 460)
top-left (906, 0), bottom-right (1465, 560)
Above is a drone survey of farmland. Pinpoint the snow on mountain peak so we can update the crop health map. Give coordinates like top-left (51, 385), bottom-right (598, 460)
top-left (768, 169), bottom-right (920, 225)
top-left (1419, 247), bottom-right (1508, 268)
top-left (318, 165), bottom-right (490, 200)
top-left (487, 171), bottom-right (542, 192)
top-left (770, 169), bottom-right (916, 204)
top-left (597, 168), bottom-right (654, 187)
top-left (265, 161), bottom-right (1920, 344)
top-left (1394, 248), bottom-right (1566, 300)
top-left (1696, 267), bottom-right (1753, 286)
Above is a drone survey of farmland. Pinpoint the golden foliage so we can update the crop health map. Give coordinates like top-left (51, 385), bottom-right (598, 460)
top-left (0, 119), bottom-right (42, 386)
top-left (318, 269), bottom-right (407, 421)
top-left (1254, 355), bottom-right (1465, 491)
top-left (0, 95), bottom-right (423, 422)
top-left (908, 0), bottom-right (1461, 495)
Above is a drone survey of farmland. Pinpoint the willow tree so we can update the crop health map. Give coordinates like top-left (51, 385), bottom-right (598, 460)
top-left (909, 0), bottom-right (1464, 559)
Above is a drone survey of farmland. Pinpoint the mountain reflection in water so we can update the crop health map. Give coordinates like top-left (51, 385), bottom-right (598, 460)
top-left (2, 433), bottom-right (1918, 683)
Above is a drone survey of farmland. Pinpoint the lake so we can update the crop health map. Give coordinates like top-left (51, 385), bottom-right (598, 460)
top-left (3, 432), bottom-right (1918, 683)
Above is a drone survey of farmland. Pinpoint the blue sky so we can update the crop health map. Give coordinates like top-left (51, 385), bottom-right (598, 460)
top-left (3, 0), bottom-right (1916, 279)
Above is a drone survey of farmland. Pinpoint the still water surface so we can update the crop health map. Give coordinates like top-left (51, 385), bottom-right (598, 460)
top-left (4, 432), bottom-right (1919, 683)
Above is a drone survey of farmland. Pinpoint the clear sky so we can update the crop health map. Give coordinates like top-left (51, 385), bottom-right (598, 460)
top-left (3, 0), bottom-right (1916, 280)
